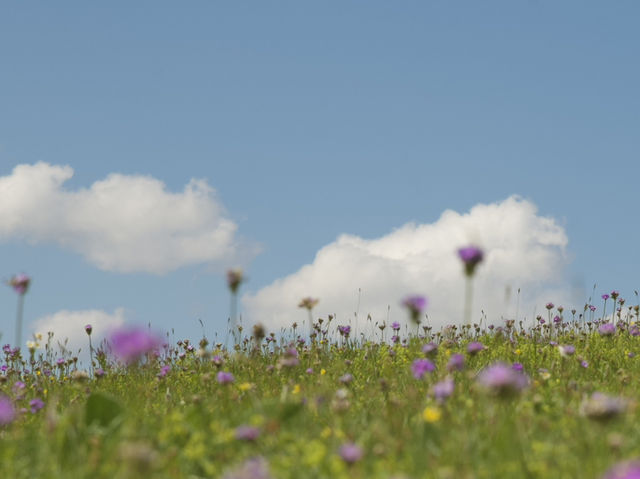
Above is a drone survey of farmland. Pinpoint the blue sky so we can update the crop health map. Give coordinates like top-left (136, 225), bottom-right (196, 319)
top-left (1, 2), bottom-right (639, 351)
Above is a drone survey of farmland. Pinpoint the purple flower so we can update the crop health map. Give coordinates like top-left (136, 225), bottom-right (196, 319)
top-left (85, 324), bottom-right (93, 336)
top-left (217, 371), bottom-right (235, 384)
top-left (226, 269), bottom-right (244, 294)
top-left (545, 302), bottom-right (554, 310)
top-left (157, 365), bottom-right (170, 378)
top-left (602, 294), bottom-right (610, 301)
top-left (447, 353), bottom-right (465, 372)
top-left (95, 368), bottom-right (106, 377)
top-left (432, 377), bottom-right (454, 402)
top-left (457, 246), bottom-right (484, 276)
top-left (109, 327), bottom-right (162, 364)
top-left (558, 345), bottom-right (575, 357)
top-left (553, 315), bottom-right (562, 324)
top-left (590, 305), bottom-right (597, 312)
top-left (477, 362), bottom-right (529, 396)
top-left (512, 362), bottom-right (524, 372)
top-left (391, 321), bottom-right (401, 331)
top-left (8, 274), bottom-right (30, 295)
top-left (402, 295), bottom-right (427, 324)
top-left (611, 291), bottom-right (620, 300)
top-left (599, 323), bottom-right (616, 336)
top-left (422, 342), bottom-right (438, 356)
top-left (0, 396), bottom-right (15, 425)
top-left (338, 325), bottom-right (351, 337)
top-left (603, 460), bottom-right (640, 479)
top-left (411, 359), bottom-right (435, 379)
top-left (235, 425), bottom-right (260, 441)
top-left (339, 373), bottom-right (354, 384)
top-left (306, 368), bottom-right (314, 374)
top-left (581, 360), bottom-right (589, 368)
top-left (466, 342), bottom-right (485, 355)
top-left (29, 398), bottom-right (45, 414)
top-left (222, 457), bottom-right (272, 479)
top-left (339, 443), bottom-right (363, 464)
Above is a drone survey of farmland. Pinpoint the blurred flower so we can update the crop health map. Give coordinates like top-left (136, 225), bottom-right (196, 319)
top-left (8, 274), bottom-right (30, 295)
top-left (217, 371), bottom-right (235, 384)
top-left (391, 322), bottom-right (401, 331)
top-left (599, 323), bottom-right (616, 336)
top-left (512, 362), bottom-right (524, 372)
top-left (157, 365), bottom-right (170, 378)
top-left (466, 342), bottom-right (485, 355)
top-left (85, 324), bottom-right (93, 336)
top-left (222, 457), bottom-right (272, 479)
top-left (477, 362), bottom-right (529, 396)
top-left (338, 325), bottom-right (351, 338)
top-left (402, 295), bottom-right (427, 324)
top-left (298, 297), bottom-right (319, 310)
top-left (411, 359), bottom-right (435, 379)
top-left (447, 353), bottom-right (465, 372)
top-left (458, 246), bottom-right (484, 276)
top-left (29, 398), bottom-right (45, 414)
top-left (110, 327), bottom-right (163, 364)
top-left (339, 443), bottom-right (363, 464)
top-left (432, 377), bottom-right (454, 402)
top-left (422, 342), bottom-right (438, 357)
top-left (422, 406), bottom-right (442, 423)
top-left (611, 291), bottom-right (620, 300)
top-left (545, 302), bottom-right (554, 310)
top-left (581, 392), bottom-right (628, 421)
top-left (559, 345), bottom-right (576, 357)
top-left (603, 460), bottom-right (640, 479)
top-left (602, 294), bottom-right (610, 301)
top-left (339, 373), bottom-right (354, 384)
top-left (227, 269), bottom-right (244, 294)
top-left (235, 425), bottom-right (260, 441)
top-left (0, 396), bottom-right (15, 425)
top-left (580, 360), bottom-right (589, 368)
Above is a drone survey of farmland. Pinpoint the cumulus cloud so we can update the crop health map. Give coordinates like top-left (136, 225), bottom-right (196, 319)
top-left (31, 308), bottom-right (127, 356)
top-left (0, 162), bottom-right (254, 273)
top-left (243, 196), bottom-right (576, 334)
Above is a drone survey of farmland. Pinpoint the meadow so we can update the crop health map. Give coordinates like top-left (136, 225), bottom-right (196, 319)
top-left (2, 263), bottom-right (640, 478)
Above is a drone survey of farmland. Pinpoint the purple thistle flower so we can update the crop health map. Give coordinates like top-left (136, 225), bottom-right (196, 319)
top-left (411, 358), bottom-right (435, 379)
top-left (590, 305), bottom-right (597, 312)
top-left (611, 290), bottom-right (620, 300)
top-left (512, 362), bottom-right (524, 372)
top-left (402, 295), bottom-right (427, 324)
top-left (581, 360), bottom-right (589, 368)
top-left (558, 345), bottom-right (575, 357)
top-left (422, 342), bottom-right (438, 356)
top-left (581, 392), bottom-right (627, 421)
top-left (477, 362), bottom-right (529, 396)
top-left (339, 443), bottom-right (364, 464)
top-left (545, 302), bottom-right (554, 310)
top-left (447, 353), bottom-right (465, 372)
top-left (109, 327), bottom-right (162, 364)
top-left (222, 457), bottom-right (272, 479)
top-left (85, 324), bottom-right (93, 336)
top-left (602, 294), bottom-right (610, 301)
top-left (217, 371), bottom-right (235, 384)
top-left (0, 396), bottom-right (15, 425)
top-left (338, 325), bottom-right (351, 337)
top-left (432, 377), bottom-right (454, 402)
top-left (339, 373), bottom-right (354, 384)
top-left (29, 398), bottom-right (45, 414)
top-left (553, 315), bottom-right (562, 324)
top-left (235, 425), bottom-right (261, 441)
top-left (599, 323), bottom-right (616, 336)
top-left (391, 321), bottom-right (401, 331)
top-left (603, 460), bottom-right (640, 479)
top-left (457, 246), bottom-right (484, 276)
top-left (466, 342), bottom-right (485, 355)
top-left (8, 274), bottom-right (30, 295)
top-left (157, 365), bottom-right (171, 378)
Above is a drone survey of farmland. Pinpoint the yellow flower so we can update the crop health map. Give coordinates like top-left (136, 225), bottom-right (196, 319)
top-left (238, 382), bottom-right (253, 392)
top-left (515, 349), bottom-right (522, 355)
top-left (320, 427), bottom-right (332, 439)
top-left (320, 369), bottom-right (326, 375)
top-left (293, 384), bottom-right (301, 395)
top-left (422, 406), bottom-right (442, 423)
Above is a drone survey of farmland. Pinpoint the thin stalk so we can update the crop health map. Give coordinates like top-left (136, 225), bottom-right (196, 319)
top-left (15, 294), bottom-right (24, 349)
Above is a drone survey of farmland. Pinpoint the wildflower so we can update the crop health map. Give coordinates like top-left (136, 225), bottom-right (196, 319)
top-left (298, 297), bottom-right (319, 310)
top-left (581, 392), bottom-right (627, 421)
top-left (391, 322), bottom-right (401, 331)
top-left (8, 274), bottom-right (30, 295)
top-left (559, 345), bottom-right (576, 357)
top-left (447, 353), bottom-right (465, 372)
top-left (339, 373), bottom-right (353, 384)
top-left (306, 368), bottom-right (314, 374)
top-left (411, 359), bottom-right (435, 379)
top-left (109, 327), bottom-right (162, 364)
top-left (157, 365), bottom-right (170, 378)
top-left (603, 460), bottom-right (640, 479)
top-left (339, 443), bottom-right (363, 464)
top-left (422, 406), bottom-right (442, 423)
top-left (216, 371), bottom-right (235, 384)
top-left (0, 396), bottom-right (15, 425)
top-left (337, 325), bottom-right (351, 338)
top-left (431, 377), bottom-right (454, 402)
top-left (402, 295), bottom-right (427, 324)
top-left (422, 342), bottom-right (438, 357)
top-left (235, 425), bottom-right (260, 441)
top-left (226, 269), bottom-right (244, 294)
top-left (602, 294), bottom-right (610, 301)
top-left (222, 456), bottom-right (272, 479)
top-left (477, 362), bottom-right (529, 396)
top-left (512, 362), bottom-right (524, 372)
top-left (95, 368), bottom-right (106, 378)
top-left (29, 398), bottom-right (45, 414)
top-left (85, 324), bottom-right (93, 336)
top-left (611, 291), bottom-right (620, 300)
top-left (466, 341), bottom-right (485, 355)
top-left (545, 302), bottom-right (554, 310)
top-left (580, 360), bottom-right (589, 368)
top-left (457, 246), bottom-right (484, 276)
top-left (599, 323), bottom-right (616, 336)
top-left (553, 315), bottom-right (562, 324)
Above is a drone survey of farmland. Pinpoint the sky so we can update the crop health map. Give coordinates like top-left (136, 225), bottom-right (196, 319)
top-left (1, 2), bottom-right (639, 354)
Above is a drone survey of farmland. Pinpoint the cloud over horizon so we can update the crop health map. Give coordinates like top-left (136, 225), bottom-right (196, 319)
top-left (243, 196), bottom-right (577, 334)
top-left (0, 162), bottom-right (255, 273)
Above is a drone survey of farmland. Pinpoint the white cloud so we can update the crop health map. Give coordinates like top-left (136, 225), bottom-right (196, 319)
top-left (0, 162), bottom-right (255, 273)
top-left (243, 196), bottom-right (576, 334)
top-left (31, 308), bottom-right (126, 356)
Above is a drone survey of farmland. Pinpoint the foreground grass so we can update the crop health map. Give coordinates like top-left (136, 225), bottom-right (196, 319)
top-left (1, 321), bottom-right (640, 479)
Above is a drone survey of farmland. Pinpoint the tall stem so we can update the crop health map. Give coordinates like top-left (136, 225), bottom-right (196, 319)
top-left (15, 294), bottom-right (24, 349)
top-left (464, 276), bottom-right (474, 326)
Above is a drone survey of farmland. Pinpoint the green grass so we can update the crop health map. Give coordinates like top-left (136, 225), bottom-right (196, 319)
top-left (1, 321), bottom-right (640, 478)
